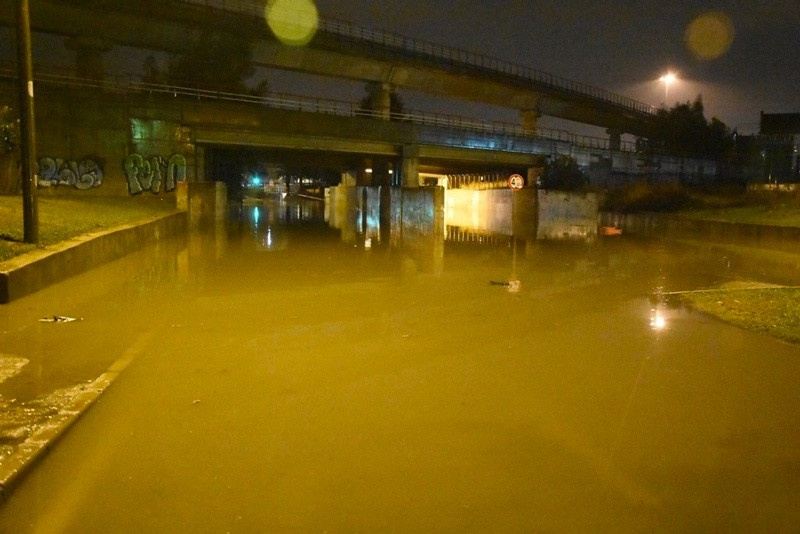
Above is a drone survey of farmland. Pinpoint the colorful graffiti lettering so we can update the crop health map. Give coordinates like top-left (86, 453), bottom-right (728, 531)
top-left (37, 157), bottom-right (103, 189)
top-left (123, 153), bottom-right (186, 195)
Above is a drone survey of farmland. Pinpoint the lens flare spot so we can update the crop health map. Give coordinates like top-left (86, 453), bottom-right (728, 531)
top-left (265, 0), bottom-right (319, 46)
top-left (685, 11), bottom-right (734, 60)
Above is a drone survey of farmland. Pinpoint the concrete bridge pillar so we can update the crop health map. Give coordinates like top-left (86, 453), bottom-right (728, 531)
top-left (401, 145), bottom-right (420, 188)
top-left (372, 158), bottom-right (392, 186)
top-left (520, 108), bottom-right (541, 135)
top-left (341, 170), bottom-right (357, 186)
top-left (65, 36), bottom-right (112, 80)
top-left (527, 166), bottom-right (540, 189)
top-left (356, 158), bottom-right (391, 186)
top-left (606, 128), bottom-right (622, 151)
top-left (368, 82), bottom-right (393, 120)
top-left (357, 160), bottom-right (373, 186)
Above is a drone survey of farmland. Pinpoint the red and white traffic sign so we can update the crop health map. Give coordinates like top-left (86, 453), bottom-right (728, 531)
top-left (508, 173), bottom-right (524, 190)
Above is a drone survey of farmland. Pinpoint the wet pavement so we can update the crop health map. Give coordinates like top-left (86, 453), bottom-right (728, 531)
top-left (1, 197), bottom-right (799, 532)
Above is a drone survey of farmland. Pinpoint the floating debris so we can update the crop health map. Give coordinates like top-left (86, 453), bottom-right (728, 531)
top-left (600, 226), bottom-right (623, 236)
top-left (489, 280), bottom-right (521, 293)
top-left (39, 316), bottom-right (82, 323)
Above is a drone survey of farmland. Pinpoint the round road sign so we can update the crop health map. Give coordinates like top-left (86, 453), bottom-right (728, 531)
top-left (508, 173), bottom-right (524, 190)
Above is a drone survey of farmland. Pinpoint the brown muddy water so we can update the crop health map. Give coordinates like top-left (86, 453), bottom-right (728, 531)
top-left (1, 197), bottom-right (799, 532)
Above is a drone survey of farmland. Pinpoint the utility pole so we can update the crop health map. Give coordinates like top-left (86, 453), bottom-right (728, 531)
top-left (17, 0), bottom-right (38, 244)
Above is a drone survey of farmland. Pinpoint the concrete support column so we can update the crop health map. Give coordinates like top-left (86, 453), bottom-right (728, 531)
top-left (341, 170), bottom-right (357, 186)
top-left (368, 82), bottom-right (392, 120)
top-left (357, 159), bottom-right (372, 186)
top-left (65, 36), bottom-right (112, 80)
top-left (607, 128), bottom-right (622, 151)
top-left (520, 108), bottom-right (541, 135)
top-left (401, 145), bottom-right (420, 188)
top-left (193, 145), bottom-right (206, 182)
top-left (526, 166), bottom-right (540, 189)
top-left (372, 158), bottom-right (391, 186)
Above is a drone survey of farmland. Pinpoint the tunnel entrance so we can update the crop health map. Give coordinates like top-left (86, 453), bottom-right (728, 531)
top-left (205, 146), bottom-right (354, 201)
top-left (204, 145), bottom-right (535, 198)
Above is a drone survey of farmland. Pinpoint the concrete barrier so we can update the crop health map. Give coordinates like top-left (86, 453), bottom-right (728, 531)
top-left (602, 212), bottom-right (800, 253)
top-left (0, 211), bottom-right (187, 303)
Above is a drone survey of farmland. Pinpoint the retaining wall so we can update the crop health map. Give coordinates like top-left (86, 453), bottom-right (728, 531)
top-left (0, 211), bottom-right (187, 303)
top-left (602, 212), bottom-right (800, 253)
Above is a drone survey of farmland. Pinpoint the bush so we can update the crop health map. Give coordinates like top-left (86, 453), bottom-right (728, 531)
top-left (540, 155), bottom-right (589, 191)
top-left (602, 182), bottom-right (693, 212)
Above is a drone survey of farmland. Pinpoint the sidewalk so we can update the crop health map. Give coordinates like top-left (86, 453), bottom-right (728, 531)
top-left (0, 211), bottom-right (186, 500)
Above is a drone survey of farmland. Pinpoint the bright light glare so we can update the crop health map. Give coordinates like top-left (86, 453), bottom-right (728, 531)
top-left (685, 11), bottom-right (734, 60)
top-left (650, 310), bottom-right (667, 330)
top-left (266, 0), bottom-right (319, 46)
top-left (659, 73), bottom-right (676, 85)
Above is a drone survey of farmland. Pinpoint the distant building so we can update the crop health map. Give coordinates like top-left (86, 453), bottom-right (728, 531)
top-left (757, 112), bottom-right (800, 183)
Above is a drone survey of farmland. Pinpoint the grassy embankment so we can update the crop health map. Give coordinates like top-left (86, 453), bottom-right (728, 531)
top-left (672, 283), bottom-right (800, 344)
top-left (605, 183), bottom-right (800, 343)
top-left (0, 195), bottom-right (176, 263)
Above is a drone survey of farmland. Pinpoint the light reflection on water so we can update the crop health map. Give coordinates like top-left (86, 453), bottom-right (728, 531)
top-left (1, 197), bottom-right (800, 531)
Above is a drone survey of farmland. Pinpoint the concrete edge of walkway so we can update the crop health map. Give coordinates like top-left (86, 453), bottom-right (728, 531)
top-left (0, 210), bottom-right (187, 303)
top-left (0, 354), bottom-right (134, 503)
top-left (0, 352), bottom-right (135, 501)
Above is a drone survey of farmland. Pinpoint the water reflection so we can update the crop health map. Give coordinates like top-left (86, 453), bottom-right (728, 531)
top-left (3, 192), bottom-right (800, 532)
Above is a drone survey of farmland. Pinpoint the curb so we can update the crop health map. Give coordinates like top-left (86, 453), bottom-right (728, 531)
top-left (0, 211), bottom-right (187, 303)
top-left (0, 353), bottom-right (133, 501)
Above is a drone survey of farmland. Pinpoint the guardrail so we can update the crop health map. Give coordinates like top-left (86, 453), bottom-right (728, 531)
top-left (173, 0), bottom-right (657, 116)
top-left (0, 62), bottom-right (636, 153)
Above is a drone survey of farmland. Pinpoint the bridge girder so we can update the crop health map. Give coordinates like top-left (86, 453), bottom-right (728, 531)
top-left (0, 0), bottom-right (656, 139)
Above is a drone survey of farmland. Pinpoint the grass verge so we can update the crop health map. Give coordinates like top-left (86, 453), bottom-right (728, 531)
top-left (0, 195), bottom-right (177, 263)
top-left (678, 283), bottom-right (800, 343)
top-left (676, 204), bottom-right (800, 227)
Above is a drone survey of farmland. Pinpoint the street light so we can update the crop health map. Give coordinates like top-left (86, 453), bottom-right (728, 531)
top-left (659, 72), bottom-right (676, 105)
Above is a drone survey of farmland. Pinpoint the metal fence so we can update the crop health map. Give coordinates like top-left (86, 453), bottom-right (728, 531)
top-left (0, 62), bottom-right (637, 153)
top-left (173, 0), bottom-right (657, 116)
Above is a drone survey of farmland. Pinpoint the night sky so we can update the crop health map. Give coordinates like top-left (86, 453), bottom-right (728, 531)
top-left (310, 0), bottom-right (800, 134)
top-left (1, 1), bottom-right (797, 137)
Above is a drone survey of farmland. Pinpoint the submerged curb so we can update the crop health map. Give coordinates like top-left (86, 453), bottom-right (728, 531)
top-left (0, 352), bottom-right (135, 501)
top-left (0, 212), bottom-right (185, 500)
top-left (0, 211), bottom-right (187, 303)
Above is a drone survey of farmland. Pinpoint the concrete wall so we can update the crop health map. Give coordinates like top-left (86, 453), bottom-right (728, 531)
top-left (327, 184), bottom-right (443, 247)
top-left (445, 188), bottom-right (514, 235)
top-left (536, 190), bottom-right (599, 241)
top-left (330, 184), bottom-right (599, 244)
top-left (177, 181), bottom-right (228, 228)
top-left (0, 83), bottom-right (200, 198)
top-left (602, 212), bottom-right (800, 254)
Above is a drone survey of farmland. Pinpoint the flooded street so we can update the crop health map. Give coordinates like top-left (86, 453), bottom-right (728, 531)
top-left (1, 196), bottom-right (800, 532)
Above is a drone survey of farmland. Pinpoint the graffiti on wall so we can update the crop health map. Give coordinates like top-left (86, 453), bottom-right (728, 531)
top-left (123, 153), bottom-right (187, 195)
top-left (37, 157), bottom-right (104, 189)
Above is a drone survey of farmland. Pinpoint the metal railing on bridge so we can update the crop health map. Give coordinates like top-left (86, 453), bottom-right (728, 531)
top-left (173, 0), bottom-right (657, 117)
top-left (0, 62), bottom-right (636, 154)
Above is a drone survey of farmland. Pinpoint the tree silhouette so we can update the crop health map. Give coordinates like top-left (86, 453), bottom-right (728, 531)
top-left (539, 155), bottom-right (588, 191)
top-left (166, 31), bottom-right (256, 93)
top-left (648, 96), bottom-right (734, 161)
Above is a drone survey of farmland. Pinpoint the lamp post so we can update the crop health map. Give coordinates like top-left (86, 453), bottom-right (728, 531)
top-left (659, 72), bottom-right (676, 106)
top-left (17, 0), bottom-right (38, 244)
